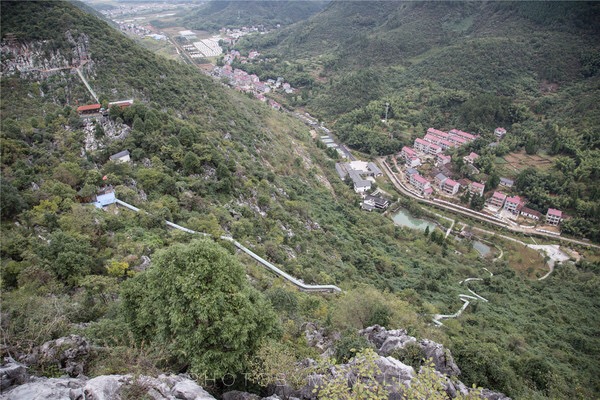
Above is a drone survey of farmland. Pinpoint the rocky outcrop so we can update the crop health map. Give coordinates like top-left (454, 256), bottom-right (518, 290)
top-left (0, 358), bottom-right (216, 400)
top-left (0, 358), bottom-right (28, 392)
top-left (360, 325), bottom-right (461, 376)
top-left (19, 335), bottom-right (90, 377)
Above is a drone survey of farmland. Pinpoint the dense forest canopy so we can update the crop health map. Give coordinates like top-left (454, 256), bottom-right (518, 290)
top-left (1, 1), bottom-right (599, 399)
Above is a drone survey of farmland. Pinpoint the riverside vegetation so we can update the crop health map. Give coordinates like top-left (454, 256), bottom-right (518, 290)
top-left (1, 1), bottom-right (599, 399)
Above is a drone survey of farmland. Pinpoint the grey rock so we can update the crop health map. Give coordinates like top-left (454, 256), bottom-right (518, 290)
top-left (83, 375), bottom-right (127, 400)
top-left (360, 325), bottom-right (461, 377)
top-left (222, 391), bottom-right (260, 400)
top-left (0, 358), bottom-right (29, 391)
top-left (480, 388), bottom-right (512, 400)
top-left (0, 376), bottom-right (84, 400)
top-left (419, 339), bottom-right (460, 377)
top-left (171, 378), bottom-right (215, 399)
top-left (2, 372), bottom-right (217, 400)
top-left (21, 335), bottom-right (90, 376)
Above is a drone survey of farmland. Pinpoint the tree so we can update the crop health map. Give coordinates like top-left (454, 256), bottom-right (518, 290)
top-left (39, 230), bottom-right (94, 285)
top-left (120, 239), bottom-right (279, 377)
top-left (485, 173), bottom-right (500, 191)
top-left (470, 194), bottom-right (485, 211)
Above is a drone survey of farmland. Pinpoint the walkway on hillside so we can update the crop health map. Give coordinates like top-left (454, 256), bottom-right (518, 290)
top-left (432, 270), bottom-right (492, 326)
top-left (115, 199), bottom-right (342, 293)
top-left (75, 63), bottom-right (99, 103)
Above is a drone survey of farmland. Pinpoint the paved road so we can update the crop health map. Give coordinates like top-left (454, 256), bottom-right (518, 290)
top-left (378, 158), bottom-right (600, 250)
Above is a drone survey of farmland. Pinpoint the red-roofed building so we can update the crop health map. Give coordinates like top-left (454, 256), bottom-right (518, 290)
top-left (463, 152), bottom-right (479, 164)
top-left (423, 134), bottom-right (441, 145)
top-left (439, 139), bottom-right (453, 150)
top-left (409, 173), bottom-right (431, 194)
top-left (108, 99), bottom-right (133, 109)
top-left (489, 191), bottom-right (507, 208)
top-left (469, 182), bottom-right (485, 197)
top-left (77, 103), bottom-right (101, 114)
top-left (448, 135), bottom-right (467, 145)
top-left (414, 138), bottom-right (430, 153)
top-left (442, 178), bottom-right (460, 195)
top-left (450, 129), bottom-right (477, 141)
top-left (504, 195), bottom-right (524, 214)
top-left (427, 143), bottom-right (442, 155)
top-left (427, 128), bottom-right (449, 139)
top-left (546, 208), bottom-right (563, 226)
top-left (436, 153), bottom-right (451, 167)
top-left (400, 147), bottom-right (421, 167)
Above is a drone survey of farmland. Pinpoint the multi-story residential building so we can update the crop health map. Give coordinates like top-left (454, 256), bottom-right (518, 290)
top-left (494, 127), bottom-right (507, 138)
top-left (414, 138), bottom-right (430, 153)
top-left (489, 191), bottom-right (507, 208)
top-left (546, 208), bottom-right (563, 226)
top-left (442, 178), bottom-right (460, 195)
top-left (504, 195), bottom-right (524, 214)
top-left (469, 182), bottom-right (485, 197)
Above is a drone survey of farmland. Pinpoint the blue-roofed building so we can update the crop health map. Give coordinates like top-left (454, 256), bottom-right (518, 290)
top-left (93, 191), bottom-right (116, 208)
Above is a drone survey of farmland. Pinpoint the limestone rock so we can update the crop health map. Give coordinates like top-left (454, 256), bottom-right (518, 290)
top-left (222, 391), bottom-right (261, 400)
top-left (21, 335), bottom-right (90, 377)
top-left (0, 358), bottom-right (29, 392)
top-left (1, 372), bottom-right (216, 400)
top-left (83, 375), bottom-right (126, 399)
top-left (0, 376), bottom-right (84, 400)
top-left (360, 325), bottom-right (461, 377)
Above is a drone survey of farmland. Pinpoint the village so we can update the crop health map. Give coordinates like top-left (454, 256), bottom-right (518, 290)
top-left (394, 126), bottom-right (565, 232)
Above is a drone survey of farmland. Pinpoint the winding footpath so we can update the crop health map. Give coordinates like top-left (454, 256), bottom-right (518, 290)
top-left (115, 199), bottom-right (342, 293)
top-left (432, 270), bottom-right (492, 326)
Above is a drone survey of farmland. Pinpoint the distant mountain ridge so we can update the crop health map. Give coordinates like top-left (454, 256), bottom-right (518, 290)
top-left (166, 0), bottom-right (329, 31)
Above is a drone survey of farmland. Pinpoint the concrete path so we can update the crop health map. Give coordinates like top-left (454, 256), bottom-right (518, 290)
top-left (75, 65), bottom-right (99, 103)
top-left (528, 244), bottom-right (571, 280)
top-left (114, 199), bottom-right (341, 293)
top-left (432, 270), bottom-right (492, 326)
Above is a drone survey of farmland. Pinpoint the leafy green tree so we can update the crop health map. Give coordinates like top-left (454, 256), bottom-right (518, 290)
top-left (485, 173), bottom-right (500, 191)
top-left (39, 230), bottom-right (94, 285)
top-left (470, 194), bottom-right (485, 211)
top-left (120, 239), bottom-right (279, 377)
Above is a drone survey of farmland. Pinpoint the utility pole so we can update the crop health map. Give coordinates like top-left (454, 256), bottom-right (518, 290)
top-left (384, 102), bottom-right (390, 123)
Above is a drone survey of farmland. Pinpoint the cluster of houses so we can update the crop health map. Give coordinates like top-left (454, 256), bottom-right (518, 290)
top-left (335, 160), bottom-right (390, 211)
top-left (399, 127), bottom-right (484, 197)
top-left (486, 191), bottom-right (564, 226)
top-left (400, 127), bottom-right (480, 170)
top-left (336, 161), bottom-right (383, 193)
top-left (218, 26), bottom-right (265, 43)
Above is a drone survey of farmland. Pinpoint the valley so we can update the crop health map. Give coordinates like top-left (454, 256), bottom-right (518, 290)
top-left (1, 1), bottom-right (599, 399)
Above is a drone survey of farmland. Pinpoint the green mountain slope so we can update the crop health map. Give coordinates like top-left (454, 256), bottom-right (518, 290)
top-left (236, 0), bottom-right (600, 240)
top-left (1, 2), bottom-right (599, 398)
top-left (171, 0), bottom-right (329, 31)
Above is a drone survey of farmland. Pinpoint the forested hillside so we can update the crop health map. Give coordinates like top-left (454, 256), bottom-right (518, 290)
top-left (163, 0), bottom-right (329, 31)
top-left (1, 2), bottom-right (599, 399)
top-left (235, 0), bottom-right (600, 241)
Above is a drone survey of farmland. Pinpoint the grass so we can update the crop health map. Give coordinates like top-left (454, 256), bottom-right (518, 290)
top-left (496, 149), bottom-right (557, 178)
top-left (500, 239), bottom-right (547, 279)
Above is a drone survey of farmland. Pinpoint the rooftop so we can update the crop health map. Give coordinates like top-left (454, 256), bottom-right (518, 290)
top-left (547, 208), bottom-right (562, 217)
top-left (109, 150), bottom-right (130, 160)
top-left (444, 178), bottom-right (459, 187)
